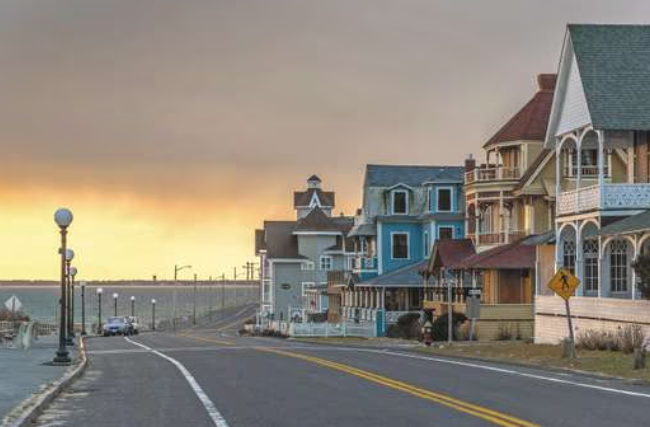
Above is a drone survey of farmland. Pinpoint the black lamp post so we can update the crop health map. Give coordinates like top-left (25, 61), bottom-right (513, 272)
top-left (113, 293), bottom-right (119, 316)
top-left (151, 299), bottom-right (156, 330)
top-left (97, 288), bottom-right (103, 334)
top-left (53, 208), bottom-right (73, 365)
top-left (131, 296), bottom-right (136, 317)
top-left (67, 262), bottom-right (77, 344)
top-left (81, 281), bottom-right (87, 336)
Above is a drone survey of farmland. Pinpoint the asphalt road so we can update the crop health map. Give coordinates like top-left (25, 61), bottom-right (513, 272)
top-left (33, 306), bottom-right (650, 427)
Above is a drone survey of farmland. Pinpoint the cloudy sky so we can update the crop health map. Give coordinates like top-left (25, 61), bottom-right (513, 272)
top-left (1, 0), bottom-right (649, 280)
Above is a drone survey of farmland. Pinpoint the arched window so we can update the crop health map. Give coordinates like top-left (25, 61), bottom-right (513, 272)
top-left (583, 238), bottom-right (599, 293)
top-left (563, 241), bottom-right (576, 274)
top-left (610, 239), bottom-right (628, 293)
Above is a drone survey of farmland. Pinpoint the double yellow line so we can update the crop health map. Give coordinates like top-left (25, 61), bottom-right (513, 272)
top-left (258, 348), bottom-right (540, 427)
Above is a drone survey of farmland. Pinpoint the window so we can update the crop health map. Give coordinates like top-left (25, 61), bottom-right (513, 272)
top-left (359, 238), bottom-right (368, 254)
top-left (610, 240), bottom-right (628, 293)
top-left (584, 239), bottom-right (599, 293)
top-left (423, 231), bottom-right (430, 257)
top-left (438, 227), bottom-right (453, 240)
top-left (302, 282), bottom-right (315, 297)
top-left (391, 190), bottom-right (408, 215)
top-left (391, 232), bottom-right (409, 259)
top-left (301, 261), bottom-right (315, 271)
top-left (567, 149), bottom-right (609, 177)
top-left (563, 241), bottom-right (576, 274)
top-left (319, 256), bottom-right (332, 271)
top-left (437, 188), bottom-right (452, 212)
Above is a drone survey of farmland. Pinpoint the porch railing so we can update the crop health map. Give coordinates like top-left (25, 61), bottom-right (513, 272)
top-left (558, 183), bottom-right (650, 216)
top-left (465, 166), bottom-right (521, 184)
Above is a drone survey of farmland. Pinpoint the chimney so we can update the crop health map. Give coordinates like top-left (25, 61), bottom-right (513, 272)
top-left (465, 154), bottom-right (476, 172)
top-left (537, 74), bottom-right (557, 92)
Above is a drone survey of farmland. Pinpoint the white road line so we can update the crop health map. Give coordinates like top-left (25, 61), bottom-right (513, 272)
top-left (124, 336), bottom-right (230, 427)
top-left (359, 349), bottom-right (650, 399)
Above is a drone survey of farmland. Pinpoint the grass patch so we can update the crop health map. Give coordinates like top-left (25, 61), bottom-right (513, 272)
top-left (416, 342), bottom-right (650, 382)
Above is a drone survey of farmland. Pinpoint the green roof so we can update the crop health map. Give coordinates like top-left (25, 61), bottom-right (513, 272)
top-left (570, 24), bottom-right (650, 130)
top-left (600, 210), bottom-right (650, 236)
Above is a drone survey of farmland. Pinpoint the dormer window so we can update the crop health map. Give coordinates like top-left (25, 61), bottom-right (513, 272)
top-left (437, 188), bottom-right (452, 212)
top-left (391, 190), bottom-right (408, 215)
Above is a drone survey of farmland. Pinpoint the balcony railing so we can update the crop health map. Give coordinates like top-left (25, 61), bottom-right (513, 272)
top-left (469, 230), bottom-right (528, 246)
top-left (558, 183), bottom-right (650, 216)
top-left (465, 166), bottom-right (521, 184)
top-left (351, 256), bottom-right (377, 271)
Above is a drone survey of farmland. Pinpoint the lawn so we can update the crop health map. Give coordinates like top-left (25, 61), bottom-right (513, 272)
top-left (416, 341), bottom-right (650, 382)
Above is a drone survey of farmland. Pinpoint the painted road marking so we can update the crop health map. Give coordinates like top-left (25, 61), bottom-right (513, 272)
top-left (178, 333), bottom-right (234, 346)
top-left (258, 347), bottom-right (539, 427)
top-left (125, 337), bottom-right (230, 427)
top-left (365, 350), bottom-right (650, 399)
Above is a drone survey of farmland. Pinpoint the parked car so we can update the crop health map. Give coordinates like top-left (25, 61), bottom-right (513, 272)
top-left (127, 316), bottom-right (140, 335)
top-left (103, 316), bottom-right (130, 336)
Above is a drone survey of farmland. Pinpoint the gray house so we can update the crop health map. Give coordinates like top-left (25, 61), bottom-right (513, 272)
top-left (255, 176), bottom-right (353, 321)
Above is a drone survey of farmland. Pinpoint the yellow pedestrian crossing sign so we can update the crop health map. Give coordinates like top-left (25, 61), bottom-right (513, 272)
top-left (548, 268), bottom-right (580, 300)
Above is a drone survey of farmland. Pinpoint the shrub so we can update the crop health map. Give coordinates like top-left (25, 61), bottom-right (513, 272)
top-left (576, 326), bottom-right (646, 354)
top-left (431, 312), bottom-right (467, 342)
top-left (632, 254), bottom-right (650, 299)
top-left (497, 324), bottom-right (513, 341)
top-left (387, 312), bottom-right (422, 340)
top-left (618, 325), bottom-right (646, 354)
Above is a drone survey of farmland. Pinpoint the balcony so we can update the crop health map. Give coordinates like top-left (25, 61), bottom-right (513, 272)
top-left (469, 230), bottom-right (528, 246)
top-left (557, 184), bottom-right (650, 216)
top-left (351, 256), bottom-right (378, 271)
top-left (465, 166), bottom-right (521, 184)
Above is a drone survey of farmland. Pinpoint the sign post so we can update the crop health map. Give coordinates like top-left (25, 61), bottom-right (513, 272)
top-left (548, 268), bottom-right (580, 359)
top-left (465, 288), bottom-right (482, 341)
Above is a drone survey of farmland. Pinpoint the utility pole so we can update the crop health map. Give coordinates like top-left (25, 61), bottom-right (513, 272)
top-left (221, 273), bottom-right (226, 317)
top-left (193, 273), bottom-right (197, 325)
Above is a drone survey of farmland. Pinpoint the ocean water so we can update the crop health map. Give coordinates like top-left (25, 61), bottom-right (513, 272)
top-left (0, 285), bottom-right (259, 325)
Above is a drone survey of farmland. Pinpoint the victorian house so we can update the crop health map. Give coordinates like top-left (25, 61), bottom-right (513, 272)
top-left (536, 24), bottom-right (650, 343)
top-left (422, 74), bottom-right (558, 340)
top-left (333, 164), bottom-right (465, 330)
top-left (255, 176), bottom-right (354, 323)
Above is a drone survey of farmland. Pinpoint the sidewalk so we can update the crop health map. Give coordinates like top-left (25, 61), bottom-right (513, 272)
top-left (0, 335), bottom-right (78, 424)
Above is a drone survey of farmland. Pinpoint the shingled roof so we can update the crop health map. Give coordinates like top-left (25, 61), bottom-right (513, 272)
top-left (452, 239), bottom-right (536, 270)
top-left (424, 239), bottom-right (476, 276)
top-left (293, 188), bottom-right (335, 208)
top-left (484, 74), bottom-right (556, 148)
top-left (365, 164), bottom-right (464, 187)
top-left (356, 260), bottom-right (428, 287)
top-left (294, 208), bottom-right (353, 233)
top-left (255, 229), bottom-right (266, 255)
top-left (568, 25), bottom-right (650, 131)
top-left (600, 210), bottom-right (650, 236)
top-left (262, 221), bottom-right (306, 260)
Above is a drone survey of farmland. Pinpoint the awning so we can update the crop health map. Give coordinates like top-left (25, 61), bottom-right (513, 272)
top-left (600, 210), bottom-right (650, 237)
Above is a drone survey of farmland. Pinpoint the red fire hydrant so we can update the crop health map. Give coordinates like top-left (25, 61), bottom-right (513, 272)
top-left (422, 321), bottom-right (433, 347)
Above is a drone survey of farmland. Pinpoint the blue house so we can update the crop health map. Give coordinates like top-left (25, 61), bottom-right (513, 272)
top-left (339, 164), bottom-right (465, 325)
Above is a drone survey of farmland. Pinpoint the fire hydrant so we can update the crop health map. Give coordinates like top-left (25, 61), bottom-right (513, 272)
top-left (422, 321), bottom-right (433, 347)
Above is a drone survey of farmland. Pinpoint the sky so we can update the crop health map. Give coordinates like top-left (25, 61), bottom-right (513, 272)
top-left (1, 0), bottom-right (650, 280)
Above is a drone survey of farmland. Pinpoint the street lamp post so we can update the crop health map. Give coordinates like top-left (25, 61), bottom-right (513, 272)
top-left (173, 264), bottom-right (191, 331)
top-left (131, 296), bottom-right (136, 317)
top-left (97, 288), bottom-right (103, 334)
top-left (151, 299), bottom-right (156, 330)
top-left (53, 208), bottom-right (73, 365)
top-left (193, 273), bottom-right (197, 325)
top-left (80, 281), bottom-right (87, 335)
top-left (113, 293), bottom-right (119, 316)
top-left (67, 263), bottom-right (77, 343)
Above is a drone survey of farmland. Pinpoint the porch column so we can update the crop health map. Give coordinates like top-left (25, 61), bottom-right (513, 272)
top-left (632, 236), bottom-right (638, 301)
top-left (576, 144), bottom-right (582, 214)
top-left (576, 221), bottom-right (584, 296)
top-left (597, 236), bottom-right (603, 298)
top-left (597, 131), bottom-right (605, 187)
top-left (499, 192), bottom-right (505, 243)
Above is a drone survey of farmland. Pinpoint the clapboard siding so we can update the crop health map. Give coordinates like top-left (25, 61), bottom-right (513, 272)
top-left (535, 295), bottom-right (650, 344)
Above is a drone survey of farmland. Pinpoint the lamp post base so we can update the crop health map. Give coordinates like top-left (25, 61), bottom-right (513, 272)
top-left (53, 351), bottom-right (72, 365)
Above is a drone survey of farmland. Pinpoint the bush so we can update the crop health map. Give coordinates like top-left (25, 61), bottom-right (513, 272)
top-left (497, 324), bottom-right (514, 341)
top-left (386, 312), bottom-right (422, 340)
top-left (431, 312), bottom-right (467, 342)
top-left (632, 254), bottom-right (650, 299)
top-left (307, 312), bottom-right (328, 323)
top-left (576, 326), bottom-right (646, 354)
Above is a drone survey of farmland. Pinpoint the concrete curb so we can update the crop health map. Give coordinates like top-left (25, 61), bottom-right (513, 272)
top-left (4, 337), bottom-right (89, 427)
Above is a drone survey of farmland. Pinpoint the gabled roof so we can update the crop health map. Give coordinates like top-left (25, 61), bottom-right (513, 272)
top-left (514, 148), bottom-right (553, 191)
top-left (365, 164), bottom-right (463, 188)
top-left (356, 260), bottom-right (428, 287)
top-left (484, 74), bottom-right (556, 148)
top-left (294, 208), bottom-right (353, 233)
top-left (567, 25), bottom-right (650, 131)
top-left (425, 239), bottom-right (475, 275)
top-left (348, 223), bottom-right (377, 237)
top-left (262, 221), bottom-right (306, 260)
top-left (307, 175), bottom-right (321, 183)
top-left (600, 210), bottom-right (650, 237)
top-left (452, 239), bottom-right (535, 270)
top-left (294, 188), bottom-right (335, 208)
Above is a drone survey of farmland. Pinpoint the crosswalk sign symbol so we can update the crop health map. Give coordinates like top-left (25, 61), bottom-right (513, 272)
top-left (548, 268), bottom-right (580, 300)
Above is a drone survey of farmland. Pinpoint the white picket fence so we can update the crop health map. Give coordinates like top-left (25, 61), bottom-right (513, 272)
top-left (289, 321), bottom-right (376, 338)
